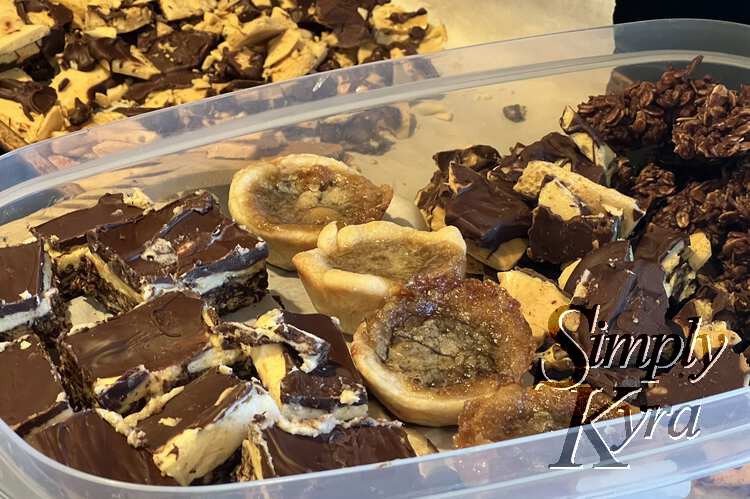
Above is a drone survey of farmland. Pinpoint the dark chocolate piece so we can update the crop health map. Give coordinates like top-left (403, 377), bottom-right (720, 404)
top-left (279, 311), bottom-right (366, 411)
top-left (502, 104), bottom-right (526, 123)
top-left (0, 335), bottom-right (69, 436)
top-left (635, 223), bottom-right (687, 265)
top-left (124, 70), bottom-right (198, 103)
top-left (58, 291), bottom-right (213, 411)
top-left (528, 206), bottom-right (616, 265)
top-left (146, 31), bottom-right (218, 73)
top-left (26, 410), bottom-right (176, 485)
top-left (16, 0), bottom-right (73, 28)
top-left (562, 240), bottom-right (633, 295)
top-left (444, 165), bottom-right (531, 249)
top-left (87, 190), bottom-right (267, 309)
top-left (0, 240), bottom-right (45, 308)
top-left (490, 132), bottom-right (602, 184)
top-left (0, 79), bottom-right (56, 119)
top-left (247, 421), bottom-right (415, 478)
top-left (644, 349), bottom-right (747, 407)
top-left (32, 193), bottom-right (145, 252)
top-left (572, 259), bottom-right (673, 338)
top-left (314, 0), bottom-right (371, 48)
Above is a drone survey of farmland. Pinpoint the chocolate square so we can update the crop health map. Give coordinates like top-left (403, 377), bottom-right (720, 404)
top-left (0, 334), bottom-right (70, 436)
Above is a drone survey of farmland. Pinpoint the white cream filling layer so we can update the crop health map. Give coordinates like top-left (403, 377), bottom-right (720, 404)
top-left (0, 257), bottom-right (56, 332)
top-left (186, 260), bottom-right (265, 295)
top-left (153, 384), bottom-right (279, 486)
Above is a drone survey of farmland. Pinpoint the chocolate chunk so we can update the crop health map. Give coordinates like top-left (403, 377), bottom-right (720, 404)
top-left (444, 165), bottom-right (531, 249)
top-left (0, 334), bottom-right (70, 436)
top-left (68, 97), bottom-right (91, 126)
top-left (58, 291), bottom-right (217, 412)
top-left (32, 193), bottom-right (145, 252)
top-left (242, 420), bottom-right (415, 479)
top-left (433, 144), bottom-right (501, 174)
top-left (16, 0), bottom-right (73, 28)
top-left (124, 70), bottom-right (198, 103)
top-left (528, 206), bottom-right (616, 265)
top-left (63, 37), bottom-right (97, 71)
top-left (571, 259), bottom-right (675, 339)
top-left (388, 7), bottom-right (427, 24)
top-left (562, 240), bottom-right (633, 295)
top-left (146, 31), bottom-right (218, 73)
top-left (26, 410), bottom-right (176, 485)
top-left (490, 132), bottom-right (602, 184)
top-left (0, 79), bottom-right (56, 118)
top-left (279, 311), bottom-right (366, 412)
top-left (643, 349), bottom-right (747, 407)
top-left (0, 240), bottom-right (46, 306)
top-left (314, 0), bottom-right (371, 48)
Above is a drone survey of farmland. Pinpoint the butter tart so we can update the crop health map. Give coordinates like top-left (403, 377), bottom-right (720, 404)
top-left (292, 221), bottom-right (466, 333)
top-left (228, 154), bottom-right (393, 270)
top-left (351, 277), bottom-right (535, 426)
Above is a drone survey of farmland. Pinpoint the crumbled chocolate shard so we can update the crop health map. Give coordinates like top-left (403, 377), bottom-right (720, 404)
top-left (444, 166), bottom-right (532, 250)
top-left (314, 0), bottom-right (371, 48)
top-left (529, 206), bottom-right (617, 265)
top-left (527, 178), bottom-right (618, 264)
top-left (561, 240), bottom-right (633, 295)
top-left (0, 78), bottom-right (56, 118)
top-left (571, 258), bottom-right (674, 340)
top-left (124, 70), bottom-right (198, 103)
top-left (559, 106), bottom-right (617, 184)
top-left (490, 132), bottom-right (602, 184)
top-left (146, 31), bottom-right (218, 73)
top-left (502, 103), bottom-right (526, 122)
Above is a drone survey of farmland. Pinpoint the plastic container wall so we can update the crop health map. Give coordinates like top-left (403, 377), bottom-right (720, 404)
top-left (1, 19), bottom-right (750, 499)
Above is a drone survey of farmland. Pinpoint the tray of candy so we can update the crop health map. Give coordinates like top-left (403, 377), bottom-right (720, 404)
top-left (1, 18), bottom-right (750, 499)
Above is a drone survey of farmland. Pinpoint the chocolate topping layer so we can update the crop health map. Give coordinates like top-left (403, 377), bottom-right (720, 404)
top-left (61, 291), bottom-right (209, 379)
top-left (635, 223), bottom-right (687, 264)
top-left (261, 423), bottom-right (415, 477)
top-left (644, 349), bottom-right (747, 407)
top-left (444, 166), bottom-right (531, 249)
top-left (0, 79), bottom-right (57, 119)
top-left (32, 193), bottom-right (145, 252)
top-left (0, 240), bottom-right (46, 306)
top-left (563, 240), bottom-right (633, 295)
top-left (314, 0), bottom-right (371, 48)
top-left (88, 191), bottom-right (266, 291)
top-left (0, 335), bottom-right (68, 435)
top-left (528, 207), bottom-right (616, 264)
top-left (280, 311), bottom-right (365, 409)
top-left (491, 132), bottom-right (602, 184)
top-left (137, 370), bottom-right (248, 451)
top-left (146, 31), bottom-right (218, 73)
top-left (124, 71), bottom-right (198, 103)
top-left (26, 410), bottom-right (176, 485)
top-left (572, 259), bottom-right (675, 339)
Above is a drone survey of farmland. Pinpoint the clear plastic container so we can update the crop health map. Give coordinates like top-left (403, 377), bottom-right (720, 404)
top-left (1, 19), bottom-right (750, 499)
